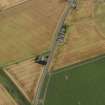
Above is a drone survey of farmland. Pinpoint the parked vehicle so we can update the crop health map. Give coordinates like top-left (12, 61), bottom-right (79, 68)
top-left (35, 55), bottom-right (49, 65)
top-left (56, 24), bottom-right (69, 44)
top-left (68, 0), bottom-right (77, 9)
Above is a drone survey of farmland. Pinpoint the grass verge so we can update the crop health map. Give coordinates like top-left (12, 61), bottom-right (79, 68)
top-left (0, 69), bottom-right (31, 105)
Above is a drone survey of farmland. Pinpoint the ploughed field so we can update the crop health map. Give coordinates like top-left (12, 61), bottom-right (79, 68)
top-left (45, 55), bottom-right (105, 105)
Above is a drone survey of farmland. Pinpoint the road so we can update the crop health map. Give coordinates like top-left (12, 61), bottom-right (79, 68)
top-left (32, 2), bottom-right (75, 105)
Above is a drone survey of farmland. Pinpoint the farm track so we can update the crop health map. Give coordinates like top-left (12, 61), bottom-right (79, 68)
top-left (33, 3), bottom-right (75, 105)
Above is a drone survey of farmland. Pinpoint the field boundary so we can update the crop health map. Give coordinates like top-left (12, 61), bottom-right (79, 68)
top-left (51, 53), bottom-right (105, 75)
top-left (32, 3), bottom-right (71, 105)
top-left (0, 84), bottom-right (18, 105)
top-left (42, 74), bottom-right (51, 105)
top-left (0, 0), bottom-right (31, 12)
top-left (0, 50), bottom-right (48, 68)
top-left (42, 52), bottom-right (105, 105)
top-left (4, 68), bottom-right (31, 102)
top-left (0, 69), bottom-right (31, 105)
top-left (32, 67), bottom-right (44, 103)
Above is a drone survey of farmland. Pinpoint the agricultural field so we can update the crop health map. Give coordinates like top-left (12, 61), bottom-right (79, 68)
top-left (0, 0), bottom-right (28, 10)
top-left (5, 58), bottom-right (43, 101)
top-left (0, 0), bottom-right (67, 66)
top-left (0, 69), bottom-right (31, 105)
top-left (45, 55), bottom-right (105, 105)
top-left (52, 0), bottom-right (105, 70)
top-left (0, 0), bottom-right (105, 105)
top-left (94, 0), bottom-right (105, 35)
top-left (0, 84), bottom-right (18, 105)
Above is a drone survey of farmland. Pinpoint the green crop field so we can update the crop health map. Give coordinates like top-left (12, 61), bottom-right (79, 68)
top-left (44, 55), bottom-right (105, 105)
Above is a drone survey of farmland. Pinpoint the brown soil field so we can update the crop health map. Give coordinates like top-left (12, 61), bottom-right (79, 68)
top-left (0, 0), bottom-right (28, 10)
top-left (0, 84), bottom-right (18, 105)
top-left (5, 58), bottom-right (43, 101)
top-left (0, 0), bottom-right (67, 65)
top-left (52, 0), bottom-right (105, 70)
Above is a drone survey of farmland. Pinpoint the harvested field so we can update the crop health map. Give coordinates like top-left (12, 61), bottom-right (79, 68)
top-left (0, 0), bottom-right (67, 65)
top-left (0, 84), bottom-right (18, 105)
top-left (66, 0), bottom-right (94, 23)
top-left (5, 59), bottom-right (43, 101)
top-left (94, 0), bottom-right (105, 37)
top-left (52, 0), bottom-right (105, 70)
